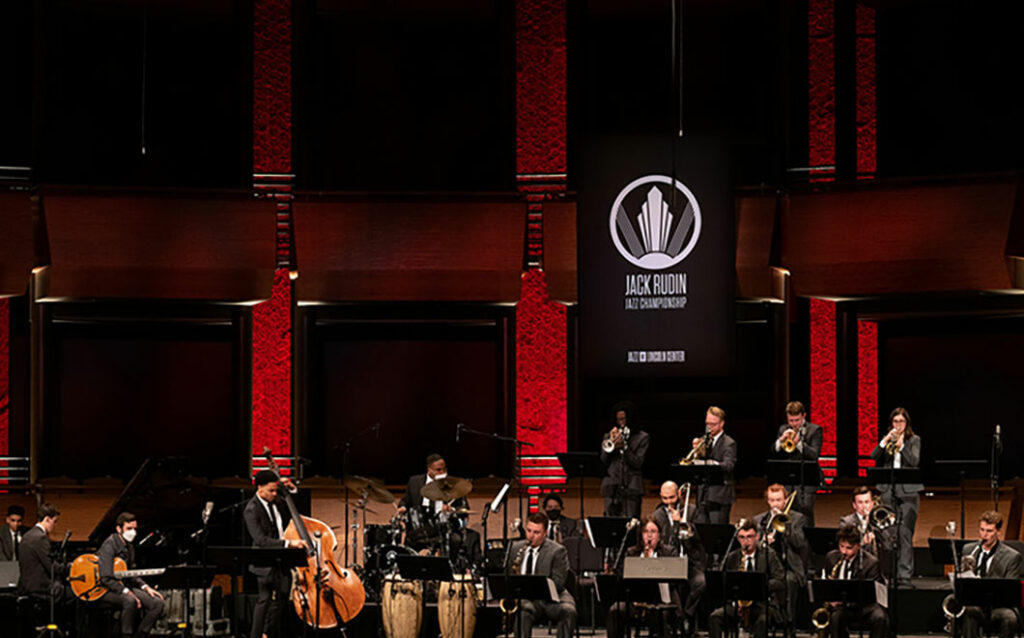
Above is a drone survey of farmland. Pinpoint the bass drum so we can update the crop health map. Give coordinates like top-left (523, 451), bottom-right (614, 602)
top-left (437, 574), bottom-right (478, 638)
top-left (381, 576), bottom-right (423, 638)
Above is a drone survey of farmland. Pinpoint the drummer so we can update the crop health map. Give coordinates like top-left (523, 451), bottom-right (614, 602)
top-left (396, 453), bottom-right (469, 551)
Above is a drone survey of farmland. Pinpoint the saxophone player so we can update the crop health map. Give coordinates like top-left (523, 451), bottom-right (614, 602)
top-left (771, 401), bottom-right (824, 526)
top-left (600, 402), bottom-right (649, 518)
top-left (651, 481), bottom-right (706, 636)
top-left (820, 525), bottom-right (888, 638)
top-left (960, 510), bottom-right (1022, 638)
top-left (709, 519), bottom-right (785, 638)
top-left (753, 484), bottom-right (808, 637)
top-left (506, 512), bottom-right (577, 638)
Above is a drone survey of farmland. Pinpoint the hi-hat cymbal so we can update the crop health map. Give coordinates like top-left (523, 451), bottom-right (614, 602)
top-left (454, 507), bottom-right (475, 516)
top-left (343, 475), bottom-right (395, 504)
top-left (421, 476), bottom-right (473, 501)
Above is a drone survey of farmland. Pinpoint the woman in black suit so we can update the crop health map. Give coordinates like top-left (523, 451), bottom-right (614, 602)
top-left (870, 407), bottom-right (922, 581)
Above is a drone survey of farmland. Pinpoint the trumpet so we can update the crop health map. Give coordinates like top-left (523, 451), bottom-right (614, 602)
top-left (780, 427), bottom-right (801, 453)
top-left (679, 435), bottom-right (708, 465)
top-left (601, 426), bottom-right (630, 454)
top-left (882, 427), bottom-right (903, 455)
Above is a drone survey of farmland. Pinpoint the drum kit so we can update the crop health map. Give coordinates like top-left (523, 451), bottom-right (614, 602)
top-left (343, 474), bottom-right (479, 638)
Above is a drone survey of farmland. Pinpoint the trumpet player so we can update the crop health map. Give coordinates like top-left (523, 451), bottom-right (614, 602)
top-left (652, 481), bottom-right (706, 635)
top-left (709, 519), bottom-right (784, 638)
top-left (960, 510), bottom-right (1022, 638)
top-left (753, 484), bottom-right (808, 637)
top-left (694, 406), bottom-right (736, 524)
top-left (869, 407), bottom-right (923, 581)
top-left (600, 402), bottom-right (649, 517)
top-left (771, 401), bottom-right (824, 526)
top-left (820, 525), bottom-right (888, 638)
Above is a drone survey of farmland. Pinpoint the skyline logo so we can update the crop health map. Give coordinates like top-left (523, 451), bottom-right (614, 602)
top-left (608, 175), bottom-right (702, 270)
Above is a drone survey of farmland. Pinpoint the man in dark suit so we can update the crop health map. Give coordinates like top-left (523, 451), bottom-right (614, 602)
top-left (821, 525), bottom-right (888, 638)
top-left (709, 518), bottom-right (785, 638)
top-left (243, 470), bottom-right (307, 638)
top-left (960, 510), bottom-right (1022, 638)
top-left (606, 516), bottom-right (680, 638)
top-left (0, 504), bottom-right (27, 561)
top-left (771, 401), bottom-right (823, 526)
top-left (651, 480), bottom-right (705, 635)
top-left (753, 484), bottom-right (808, 637)
top-left (694, 406), bottom-right (737, 524)
top-left (507, 512), bottom-right (576, 638)
top-left (397, 453), bottom-right (466, 551)
top-left (97, 512), bottom-right (165, 638)
top-left (541, 494), bottom-right (578, 542)
top-left (838, 486), bottom-right (895, 573)
top-left (600, 402), bottom-right (650, 518)
top-left (17, 503), bottom-right (64, 598)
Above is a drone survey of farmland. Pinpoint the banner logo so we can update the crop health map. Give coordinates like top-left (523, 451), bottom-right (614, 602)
top-left (609, 175), bottom-right (702, 270)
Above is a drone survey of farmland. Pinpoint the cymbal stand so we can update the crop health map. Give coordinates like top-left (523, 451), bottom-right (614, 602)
top-left (339, 422), bottom-right (381, 564)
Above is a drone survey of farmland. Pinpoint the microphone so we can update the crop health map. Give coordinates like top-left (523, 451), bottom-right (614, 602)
top-left (995, 424), bottom-right (1003, 452)
top-left (138, 531), bottom-right (157, 547)
top-left (201, 501), bottom-right (214, 526)
top-left (59, 530), bottom-right (72, 553)
top-left (456, 422), bottom-right (463, 443)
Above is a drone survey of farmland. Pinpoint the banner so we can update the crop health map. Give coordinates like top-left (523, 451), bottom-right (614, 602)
top-left (578, 134), bottom-right (734, 377)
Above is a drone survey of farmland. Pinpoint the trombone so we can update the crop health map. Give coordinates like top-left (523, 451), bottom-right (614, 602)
top-left (679, 433), bottom-right (708, 465)
top-left (675, 482), bottom-right (694, 541)
top-left (766, 491), bottom-right (797, 535)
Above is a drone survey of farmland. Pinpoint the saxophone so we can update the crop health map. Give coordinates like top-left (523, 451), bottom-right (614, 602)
top-left (499, 544), bottom-right (528, 616)
top-left (811, 558), bottom-right (845, 635)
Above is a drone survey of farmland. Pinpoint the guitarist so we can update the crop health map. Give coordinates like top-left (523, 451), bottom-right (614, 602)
top-left (244, 469), bottom-right (308, 638)
top-left (97, 512), bottom-right (165, 638)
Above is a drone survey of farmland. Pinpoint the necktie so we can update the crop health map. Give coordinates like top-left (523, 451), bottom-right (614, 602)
top-left (745, 556), bottom-right (753, 571)
top-left (979, 551), bottom-right (989, 577)
top-left (527, 548), bottom-right (537, 575)
top-left (12, 532), bottom-right (18, 558)
top-left (548, 522), bottom-right (556, 540)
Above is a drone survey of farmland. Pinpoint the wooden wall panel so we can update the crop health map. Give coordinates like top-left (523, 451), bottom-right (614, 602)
top-left (543, 201), bottom-right (577, 303)
top-left (0, 191), bottom-right (35, 296)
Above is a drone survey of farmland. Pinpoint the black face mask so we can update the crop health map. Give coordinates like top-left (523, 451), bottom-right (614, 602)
top-left (546, 509), bottom-right (562, 521)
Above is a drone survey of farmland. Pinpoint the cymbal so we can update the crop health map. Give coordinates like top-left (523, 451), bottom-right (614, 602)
top-left (342, 475), bottom-right (395, 504)
top-left (454, 507), bottom-right (475, 516)
top-left (421, 476), bottom-right (473, 501)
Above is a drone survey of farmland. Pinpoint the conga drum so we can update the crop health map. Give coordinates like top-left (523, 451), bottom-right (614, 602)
top-left (381, 575), bottom-right (423, 638)
top-left (438, 574), bottom-right (477, 638)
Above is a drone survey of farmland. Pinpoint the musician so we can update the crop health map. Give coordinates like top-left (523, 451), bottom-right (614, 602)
top-left (507, 512), bottom-right (576, 638)
top-left (771, 401), bottom-right (824, 526)
top-left (651, 480), bottom-right (705, 635)
top-left (0, 504), bottom-right (27, 561)
top-left (709, 518), bottom-right (784, 638)
top-left (97, 512), bottom-right (165, 638)
top-left (448, 508), bottom-right (483, 575)
top-left (869, 407), bottom-right (922, 580)
top-left (17, 503), bottom-right (65, 599)
top-left (960, 510), bottom-right (1022, 638)
top-left (542, 494), bottom-right (578, 541)
top-left (243, 470), bottom-right (308, 638)
top-left (606, 517), bottom-right (680, 638)
top-left (838, 486), bottom-right (894, 560)
top-left (694, 406), bottom-right (737, 524)
top-left (600, 401), bottom-right (650, 518)
top-left (821, 525), bottom-right (888, 638)
top-left (397, 453), bottom-right (467, 550)
top-left (753, 484), bottom-right (808, 636)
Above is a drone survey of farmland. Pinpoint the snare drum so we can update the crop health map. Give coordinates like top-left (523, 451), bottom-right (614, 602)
top-left (437, 574), bottom-right (477, 638)
top-left (381, 576), bottom-right (423, 638)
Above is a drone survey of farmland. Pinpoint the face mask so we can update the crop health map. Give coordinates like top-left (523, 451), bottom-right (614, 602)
top-left (432, 473), bottom-right (447, 481)
top-left (122, 528), bottom-right (138, 543)
top-left (546, 509), bottom-right (562, 521)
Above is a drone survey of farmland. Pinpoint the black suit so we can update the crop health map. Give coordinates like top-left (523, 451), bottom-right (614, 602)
top-left (960, 541), bottom-right (1023, 638)
top-left (709, 546), bottom-right (785, 638)
top-left (601, 430), bottom-right (650, 517)
top-left (97, 532), bottom-right (165, 635)
top-left (870, 433), bottom-right (922, 580)
top-left (651, 503), bottom-right (706, 618)
top-left (696, 433), bottom-right (737, 524)
top-left (0, 525), bottom-right (27, 562)
top-left (606, 543), bottom-right (681, 638)
top-left (754, 509), bottom-right (809, 629)
top-left (544, 516), bottom-right (579, 541)
top-left (822, 549), bottom-right (888, 638)
top-left (772, 421), bottom-right (824, 526)
top-left (17, 525), bottom-right (55, 597)
top-left (398, 474), bottom-right (468, 550)
top-left (243, 495), bottom-right (292, 638)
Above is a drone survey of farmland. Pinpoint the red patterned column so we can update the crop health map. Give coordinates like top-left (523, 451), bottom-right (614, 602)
top-left (809, 298), bottom-right (837, 482)
top-left (0, 299), bottom-right (9, 481)
top-left (857, 320), bottom-right (878, 476)
top-left (251, 0), bottom-right (294, 473)
top-left (855, 3), bottom-right (877, 179)
top-left (515, 0), bottom-right (568, 510)
top-left (809, 0), bottom-right (836, 180)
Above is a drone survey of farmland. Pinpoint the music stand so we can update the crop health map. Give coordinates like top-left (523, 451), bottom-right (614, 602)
top-left (956, 578), bottom-right (1022, 609)
top-left (207, 546), bottom-right (306, 637)
top-left (563, 537), bottom-right (603, 574)
top-left (395, 555), bottom-right (455, 582)
top-left (705, 569), bottom-right (769, 638)
top-left (766, 460), bottom-right (822, 490)
top-left (931, 460), bottom-right (988, 539)
top-left (696, 523), bottom-right (739, 559)
top-left (596, 566), bottom-right (685, 638)
top-left (926, 538), bottom-right (972, 567)
top-left (157, 566), bottom-right (216, 638)
top-left (809, 579), bottom-right (879, 607)
top-left (585, 517), bottom-right (634, 549)
top-left (487, 575), bottom-right (559, 638)
top-left (805, 527), bottom-right (840, 574)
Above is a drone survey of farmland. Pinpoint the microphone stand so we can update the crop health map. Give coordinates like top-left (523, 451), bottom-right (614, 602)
top-left (336, 422), bottom-right (381, 565)
top-left (991, 426), bottom-right (1002, 512)
top-left (457, 424), bottom-right (534, 521)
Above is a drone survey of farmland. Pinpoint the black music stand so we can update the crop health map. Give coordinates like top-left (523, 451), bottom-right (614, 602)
top-left (596, 566), bottom-right (686, 638)
top-left (809, 578), bottom-right (880, 608)
top-left (563, 537), bottom-right (603, 574)
top-left (696, 523), bottom-right (739, 560)
top-left (805, 527), bottom-right (840, 575)
top-left (396, 555), bottom-right (455, 582)
top-left (157, 566), bottom-right (216, 638)
top-left (488, 575), bottom-right (559, 638)
top-left (766, 460), bottom-right (822, 491)
top-left (587, 517), bottom-right (636, 572)
top-left (207, 546), bottom-right (306, 637)
top-left (705, 569), bottom-right (770, 638)
top-left (558, 449), bottom-right (604, 636)
top-left (956, 578), bottom-right (1022, 609)
top-left (926, 538), bottom-right (973, 567)
top-left (932, 460), bottom-right (988, 539)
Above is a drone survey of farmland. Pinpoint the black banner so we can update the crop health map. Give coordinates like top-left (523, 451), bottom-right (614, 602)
top-left (578, 134), bottom-right (734, 377)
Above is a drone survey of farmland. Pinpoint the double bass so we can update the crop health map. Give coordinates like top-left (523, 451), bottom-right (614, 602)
top-left (262, 448), bottom-right (366, 628)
